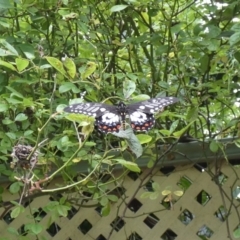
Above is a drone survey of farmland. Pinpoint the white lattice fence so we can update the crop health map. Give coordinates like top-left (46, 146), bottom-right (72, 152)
top-left (0, 161), bottom-right (239, 240)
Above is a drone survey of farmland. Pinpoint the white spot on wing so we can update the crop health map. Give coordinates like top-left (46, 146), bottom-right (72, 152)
top-left (100, 108), bottom-right (106, 112)
top-left (130, 112), bottom-right (148, 123)
top-left (101, 113), bottom-right (120, 124)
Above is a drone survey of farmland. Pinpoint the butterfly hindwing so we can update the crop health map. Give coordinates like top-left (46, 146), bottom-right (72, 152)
top-left (96, 113), bottom-right (121, 133)
top-left (130, 111), bottom-right (155, 132)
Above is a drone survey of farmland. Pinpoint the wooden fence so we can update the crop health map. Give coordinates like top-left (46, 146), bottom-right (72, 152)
top-left (0, 160), bottom-right (239, 240)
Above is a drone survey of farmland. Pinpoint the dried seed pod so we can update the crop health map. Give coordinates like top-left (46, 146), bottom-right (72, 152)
top-left (11, 144), bottom-right (39, 169)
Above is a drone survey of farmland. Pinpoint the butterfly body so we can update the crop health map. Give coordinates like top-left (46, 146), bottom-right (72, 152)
top-left (64, 97), bottom-right (179, 133)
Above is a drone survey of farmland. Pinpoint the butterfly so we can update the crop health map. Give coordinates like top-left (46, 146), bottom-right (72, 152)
top-left (64, 97), bottom-right (179, 133)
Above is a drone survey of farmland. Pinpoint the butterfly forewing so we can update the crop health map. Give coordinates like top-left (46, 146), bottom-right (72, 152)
top-left (128, 97), bottom-right (179, 114)
top-left (64, 102), bottom-right (117, 117)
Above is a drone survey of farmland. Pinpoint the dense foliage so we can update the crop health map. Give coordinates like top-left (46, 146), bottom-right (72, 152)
top-left (0, 0), bottom-right (240, 238)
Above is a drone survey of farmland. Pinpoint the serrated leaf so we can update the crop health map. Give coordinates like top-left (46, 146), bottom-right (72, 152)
top-left (123, 79), bottom-right (136, 98)
top-left (136, 134), bottom-right (152, 144)
top-left (110, 4), bottom-right (128, 12)
top-left (45, 56), bottom-right (67, 77)
top-left (16, 58), bottom-right (29, 72)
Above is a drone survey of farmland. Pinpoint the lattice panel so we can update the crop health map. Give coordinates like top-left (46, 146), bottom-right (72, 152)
top-left (0, 161), bottom-right (239, 240)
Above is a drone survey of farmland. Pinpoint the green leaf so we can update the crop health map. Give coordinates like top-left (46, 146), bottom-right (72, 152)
top-left (45, 56), bottom-right (67, 76)
top-left (114, 159), bottom-right (141, 172)
top-left (63, 57), bottom-right (76, 79)
top-left (140, 192), bottom-right (152, 199)
top-left (186, 106), bottom-right (198, 122)
top-left (81, 61), bottom-right (96, 79)
top-left (0, 60), bottom-right (16, 71)
top-left (110, 4), bottom-right (128, 12)
top-left (16, 58), bottom-right (29, 72)
top-left (149, 191), bottom-right (159, 200)
top-left (159, 129), bottom-right (170, 136)
top-left (11, 206), bottom-right (24, 218)
top-left (233, 228), bottom-right (240, 238)
top-left (100, 196), bottom-right (109, 206)
top-left (5, 86), bottom-right (24, 98)
top-left (0, 0), bottom-right (13, 8)
top-left (24, 130), bottom-right (33, 136)
top-left (200, 55), bottom-right (209, 72)
top-left (18, 44), bottom-right (35, 59)
top-left (209, 140), bottom-right (219, 152)
top-left (0, 39), bottom-right (18, 55)
top-left (136, 134), bottom-right (152, 144)
top-left (123, 79), bottom-right (136, 98)
top-left (173, 122), bottom-right (194, 137)
top-left (59, 82), bottom-right (79, 93)
top-left (169, 120), bottom-right (179, 134)
top-left (107, 195), bottom-right (118, 202)
top-left (0, 103), bottom-right (8, 112)
top-left (85, 141), bottom-right (96, 146)
top-left (30, 223), bottom-right (43, 235)
top-left (207, 25), bottom-right (221, 38)
top-left (131, 94), bottom-right (150, 102)
top-left (15, 113), bottom-right (28, 121)
top-left (5, 132), bottom-right (16, 139)
top-left (152, 182), bottom-right (160, 192)
top-left (101, 203), bottom-right (110, 216)
top-left (56, 205), bottom-right (70, 217)
top-left (7, 227), bottom-right (19, 236)
top-left (230, 32), bottom-right (240, 46)
top-left (9, 182), bottom-right (22, 194)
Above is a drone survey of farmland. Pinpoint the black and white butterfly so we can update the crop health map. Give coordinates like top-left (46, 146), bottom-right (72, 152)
top-left (64, 97), bottom-right (179, 133)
